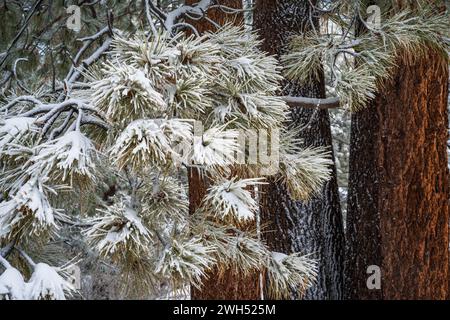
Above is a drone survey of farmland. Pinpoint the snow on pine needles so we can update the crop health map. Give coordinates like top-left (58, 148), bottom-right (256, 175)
top-left (0, 24), bottom-right (331, 299)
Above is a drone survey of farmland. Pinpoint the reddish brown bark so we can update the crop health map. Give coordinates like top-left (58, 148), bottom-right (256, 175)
top-left (185, 1), bottom-right (260, 300)
top-left (188, 167), bottom-right (261, 299)
top-left (345, 49), bottom-right (449, 299)
top-left (188, 172), bottom-right (261, 300)
top-left (184, 0), bottom-right (243, 33)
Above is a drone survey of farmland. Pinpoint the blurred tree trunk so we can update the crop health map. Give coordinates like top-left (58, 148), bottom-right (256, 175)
top-left (345, 1), bottom-right (449, 299)
top-left (254, 0), bottom-right (345, 300)
top-left (186, 0), bottom-right (261, 300)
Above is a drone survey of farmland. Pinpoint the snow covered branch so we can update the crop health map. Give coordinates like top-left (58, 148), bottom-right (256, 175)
top-left (0, 24), bottom-right (334, 299)
top-left (164, 0), bottom-right (213, 32)
top-left (0, 242), bottom-right (14, 259)
top-left (0, 0), bottom-right (44, 67)
top-left (64, 27), bottom-right (113, 86)
top-left (1, 96), bottom-right (109, 135)
top-left (0, 250), bottom-right (76, 300)
top-left (65, 37), bottom-right (113, 87)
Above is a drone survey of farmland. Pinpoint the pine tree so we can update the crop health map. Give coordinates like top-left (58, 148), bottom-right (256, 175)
top-left (254, 0), bottom-right (345, 299)
top-left (1, 0), bottom-right (448, 301)
top-left (345, 0), bottom-right (450, 299)
top-left (279, 0), bottom-right (448, 300)
top-left (0, 1), bottom-right (326, 300)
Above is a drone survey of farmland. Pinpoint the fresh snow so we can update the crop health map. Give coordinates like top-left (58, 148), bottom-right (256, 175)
top-left (0, 117), bottom-right (35, 151)
top-left (26, 263), bottom-right (74, 300)
top-left (0, 265), bottom-right (26, 300)
top-left (110, 118), bottom-right (193, 167)
top-left (33, 130), bottom-right (97, 180)
top-left (0, 256), bottom-right (74, 300)
top-left (0, 178), bottom-right (57, 239)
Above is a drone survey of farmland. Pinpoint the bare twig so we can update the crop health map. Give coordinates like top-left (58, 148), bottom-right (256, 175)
top-left (0, 0), bottom-right (44, 67)
top-left (281, 96), bottom-right (340, 109)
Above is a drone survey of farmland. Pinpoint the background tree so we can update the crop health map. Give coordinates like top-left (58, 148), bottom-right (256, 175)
top-left (1, 0), bottom-right (448, 301)
top-left (254, 0), bottom-right (345, 299)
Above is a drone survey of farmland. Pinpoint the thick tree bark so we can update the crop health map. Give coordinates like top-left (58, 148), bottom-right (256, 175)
top-left (345, 49), bottom-right (449, 299)
top-left (254, 0), bottom-right (345, 300)
top-left (185, 0), bottom-right (261, 300)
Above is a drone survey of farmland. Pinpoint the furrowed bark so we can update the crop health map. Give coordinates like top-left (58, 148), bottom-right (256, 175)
top-left (345, 49), bottom-right (449, 300)
top-left (254, 0), bottom-right (345, 300)
top-left (345, 0), bottom-right (449, 300)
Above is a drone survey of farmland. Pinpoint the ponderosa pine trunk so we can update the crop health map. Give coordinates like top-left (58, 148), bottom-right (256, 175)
top-left (254, 0), bottom-right (345, 300)
top-left (345, 25), bottom-right (449, 299)
top-left (186, 0), bottom-right (261, 300)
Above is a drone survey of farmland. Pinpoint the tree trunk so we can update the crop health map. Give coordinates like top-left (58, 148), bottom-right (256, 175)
top-left (186, 0), bottom-right (261, 300)
top-left (254, 0), bottom-right (345, 300)
top-left (188, 168), bottom-right (261, 300)
top-left (184, 0), bottom-right (243, 33)
top-left (345, 48), bottom-right (449, 299)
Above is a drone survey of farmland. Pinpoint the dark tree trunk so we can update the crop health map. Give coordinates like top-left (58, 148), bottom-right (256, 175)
top-left (254, 0), bottom-right (345, 300)
top-left (186, 0), bottom-right (261, 300)
top-left (345, 48), bottom-right (449, 299)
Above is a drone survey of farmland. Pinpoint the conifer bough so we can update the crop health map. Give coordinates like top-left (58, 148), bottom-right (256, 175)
top-left (0, 24), bottom-right (329, 299)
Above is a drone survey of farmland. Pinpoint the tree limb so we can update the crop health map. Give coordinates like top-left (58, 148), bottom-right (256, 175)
top-left (281, 96), bottom-right (340, 109)
top-left (0, 0), bottom-right (44, 67)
